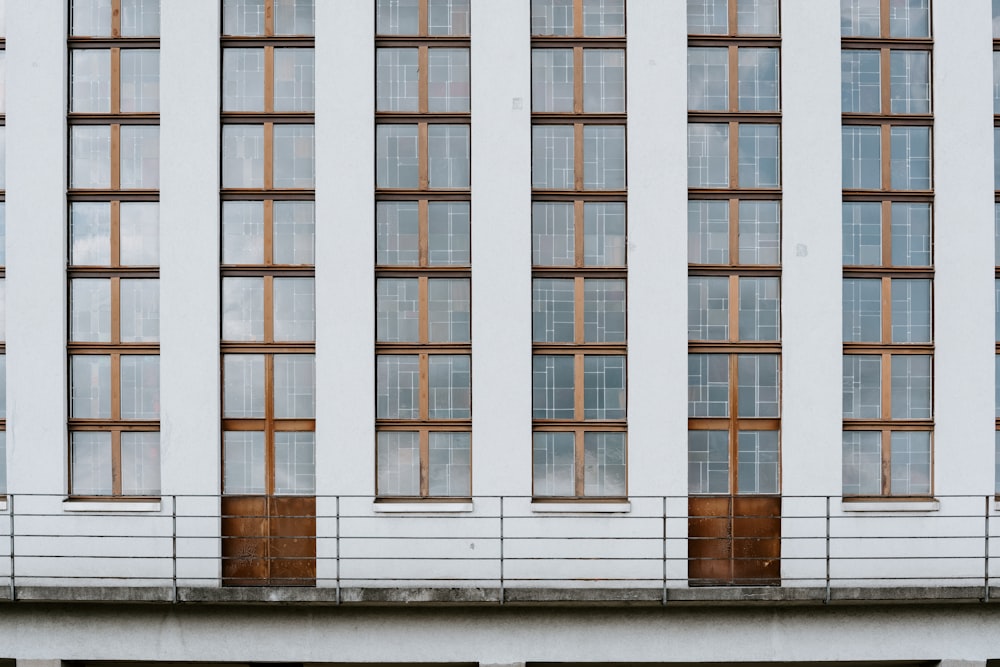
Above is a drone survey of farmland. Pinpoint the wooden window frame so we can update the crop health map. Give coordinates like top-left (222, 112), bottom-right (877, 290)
top-left (841, 0), bottom-right (933, 42)
top-left (376, 0), bottom-right (471, 39)
top-left (530, 45), bottom-right (627, 116)
top-left (528, 0), bottom-right (625, 41)
top-left (221, 0), bottom-right (315, 39)
top-left (687, 0), bottom-right (780, 39)
top-left (220, 44), bottom-right (316, 115)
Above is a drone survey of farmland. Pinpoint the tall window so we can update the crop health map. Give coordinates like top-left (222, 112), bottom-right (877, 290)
top-left (687, 0), bottom-right (781, 498)
top-left (375, 0), bottom-right (472, 499)
top-left (841, 0), bottom-right (933, 497)
top-left (530, 0), bottom-right (627, 499)
top-left (221, 0), bottom-right (316, 499)
top-left (68, 0), bottom-right (160, 497)
top-left (994, 0), bottom-right (1000, 495)
top-left (0, 0), bottom-right (6, 496)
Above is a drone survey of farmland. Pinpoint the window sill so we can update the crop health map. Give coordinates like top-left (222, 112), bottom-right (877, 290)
top-left (841, 498), bottom-right (939, 512)
top-left (63, 499), bottom-right (162, 513)
top-left (530, 501), bottom-right (631, 514)
top-left (372, 501), bottom-right (474, 514)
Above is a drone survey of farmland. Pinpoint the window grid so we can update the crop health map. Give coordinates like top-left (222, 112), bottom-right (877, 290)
top-left (531, 0), bottom-right (626, 500)
top-left (376, 1), bottom-right (472, 499)
top-left (842, 0), bottom-right (933, 498)
top-left (68, 0), bottom-right (159, 498)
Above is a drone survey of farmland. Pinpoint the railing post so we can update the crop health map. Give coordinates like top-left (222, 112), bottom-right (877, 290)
top-left (335, 496), bottom-right (341, 605)
top-left (986, 494), bottom-right (991, 602)
top-left (825, 495), bottom-right (831, 604)
top-left (8, 494), bottom-right (13, 601)
top-left (662, 495), bottom-right (667, 606)
top-left (172, 495), bottom-right (178, 602)
top-left (499, 496), bottom-right (505, 605)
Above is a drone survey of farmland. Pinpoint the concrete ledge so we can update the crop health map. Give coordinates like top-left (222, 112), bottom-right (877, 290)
top-left (14, 586), bottom-right (176, 603)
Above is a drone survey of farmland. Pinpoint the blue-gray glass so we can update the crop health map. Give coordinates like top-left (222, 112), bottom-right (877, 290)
top-left (996, 129), bottom-right (1000, 191)
top-left (274, 0), bottom-right (314, 36)
top-left (890, 203), bottom-right (931, 266)
top-left (888, 0), bottom-right (929, 38)
top-left (688, 47), bottom-right (728, 111)
top-left (584, 279), bottom-right (626, 343)
top-left (582, 0), bottom-right (624, 37)
top-left (688, 200), bottom-right (729, 264)
top-left (843, 202), bottom-right (881, 265)
top-left (532, 125), bottom-right (574, 189)
top-left (688, 276), bottom-right (729, 341)
top-left (842, 431), bottom-right (881, 496)
top-left (843, 278), bottom-right (881, 342)
top-left (841, 0), bottom-right (880, 36)
top-left (428, 125), bottom-right (470, 188)
top-left (533, 355), bottom-right (575, 419)
top-left (890, 126), bottom-right (930, 190)
top-left (377, 201), bottom-right (419, 266)
top-left (377, 0), bottom-right (419, 35)
top-left (223, 0), bottom-right (265, 36)
top-left (427, 278), bottom-right (470, 343)
top-left (428, 48), bottom-right (470, 113)
top-left (688, 124), bottom-right (729, 188)
top-left (737, 430), bottom-right (779, 495)
top-left (738, 277), bottom-right (780, 341)
top-left (376, 125), bottom-right (419, 189)
top-left (843, 355), bottom-right (881, 419)
top-left (996, 279), bottom-right (1000, 342)
top-left (583, 50), bottom-right (625, 113)
top-left (376, 278), bottom-right (419, 342)
top-left (533, 278), bottom-right (575, 343)
top-left (688, 430), bottom-right (729, 494)
top-left (583, 432), bottom-right (626, 497)
top-left (889, 431), bottom-right (930, 495)
top-left (687, 0), bottom-right (727, 34)
top-left (737, 354), bottom-right (779, 418)
top-left (996, 432), bottom-right (1000, 494)
top-left (532, 0), bottom-right (574, 36)
top-left (583, 355), bottom-right (626, 420)
top-left (842, 126), bottom-right (881, 190)
top-left (890, 354), bottom-right (931, 419)
top-left (533, 49), bottom-right (573, 113)
top-left (273, 47), bottom-right (314, 112)
top-left (841, 50), bottom-right (880, 114)
top-left (583, 126), bottom-right (625, 190)
top-left (736, 0), bottom-right (778, 35)
top-left (120, 0), bottom-right (160, 37)
top-left (996, 356), bottom-right (1000, 417)
top-left (738, 48), bottom-right (779, 111)
top-left (737, 124), bottom-right (779, 188)
top-left (996, 204), bottom-right (1000, 265)
top-left (891, 279), bottom-right (931, 343)
top-left (689, 354), bottom-right (729, 417)
top-left (584, 203), bottom-right (626, 266)
top-left (427, 355), bottom-right (470, 418)
top-left (890, 51), bottom-right (930, 115)
top-left (428, 202), bottom-right (471, 266)
top-left (738, 201), bottom-right (780, 265)
top-left (428, 0), bottom-right (470, 36)
top-left (533, 432), bottom-right (575, 497)
top-left (995, 0), bottom-right (1000, 38)
top-left (994, 53), bottom-right (1000, 114)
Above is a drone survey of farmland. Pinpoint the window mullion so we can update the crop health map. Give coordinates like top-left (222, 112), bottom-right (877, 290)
top-left (574, 277), bottom-right (584, 344)
top-left (575, 427), bottom-right (585, 496)
top-left (111, 47), bottom-right (121, 114)
top-left (264, 122), bottom-right (274, 190)
top-left (111, 430), bottom-right (122, 496)
top-left (264, 46), bottom-right (275, 114)
top-left (573, 47), bottom-right (584, 114)
top-left (574, 353), bottom-right (584, 421)
top-left (728, 120), bottom-right (738, 189)
top-left (728, 45), bottom-right (738, 112)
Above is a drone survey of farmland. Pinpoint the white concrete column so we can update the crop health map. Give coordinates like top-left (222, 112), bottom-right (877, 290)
top-left (779, 0), bottom-right (844, 499)
top-left (316, 0), bottom-right (374, 497)
top-left (931, 0), bottom-right (995, 496)
top-left (6, 0), bottom-right (67, 496)
top-left (469, 0), bottom-right (532, 496)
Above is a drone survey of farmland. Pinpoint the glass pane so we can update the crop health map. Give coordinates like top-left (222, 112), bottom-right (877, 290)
top-left (688, 430), bottom-right (729, 494)
top-left (0, 203), bottom-right (5, 267)
top-left (533, 431), bottom-right (575, 497)
top-left (688, 276), bottom-right (729, 341)
top-left (532, 0), bottom-right (573, 35)
top-left (428, 278), bottom-right (470, 343)
top-left (995, 52), bottom-right (1000, 114)
top-left (223, 431), bottom-right (265, 494)
top-left (688, 47), bottom-right (728, 112)
top-left (737, 430), bottom-right (779, 494)
top-left (688, 200), bottom-right (729, 264)
top-left (272, 124), bottom-right (315, 188)
top-left (533, 125), bottom-right (575, 190)
top-left (428, 124), bottom-right (470, 188)
top-left (843, 202), bottom-right (882, 265)
top-left (738, 276), bottom-right (780, 341)
top-left (890, 431), bottom-right (931, 495)
top-left (273, 201), bottom-right (315, 265)
top-left (533, 278), bottom-right (575, 343)
top-left (223, 0), bottom-right (265, 36)
top-left (273, 48), bottom-right (314, 112)
top-left (841, 0), bottom-right (879, 36)
top-left (583, 432), bottom-right (626, 497)
top-left (891, 354), bottom-right (931, 419)
top-left (842, 50), bottom-right (881, 114)
top-left (223, 49), bottom-right (265, 112)
top-left (71, 355), bottom-right (111, 419)
top-left (0, 356), bottom-right (6, 420)
top-left (222, 277), bottom-right (264, 341)
top-left (71, 432), bottom-right (112, 495)
top-left (223, 354), bottom-right (265, 418)
top-left (688, 354), bottom-right (729, 417)
top-left (738, 48), bottom-right (779, 111)
top-left (737, 0), bottom-right (778, 34)
top-left (273, 277), bottom-right (315, 342)
top-left (71, 50), bottom-right (111, 113)
top-left (738, 124), bottom-right (780, 188)
top-left (843, 354), bottom-right (882, 419)
top-left (377, 125), bottom-right (419, 189)
top-left (377, 201), bottom-right (420, 266)
top-left (687, 0), bottom-right (727, 34)
top-left (377, 278), bottom-right (420, 343)
top-left (891, 279), bottom-right (931, 343)
top-left (996, 356), bottom-right (1000, 418)
top-left (890, 50), bottom-right (930, 115)
top-left (71, 126), bottom-right (111, 189)
top-left (274, 432), bottom-right (315, 495)
top-left (889, 0), bottom-right (929, 38)
top-left (996, 432), bottom-right (1000, 494)
top-left (71, 278), bottom-right (111, 342)
top-left (121, 432), bottom-right (160, 496)
top-left (0, 51), bottom-right (6, 114)
top-left (584, 279), bottom-right (626, 343)
top-left (428, 201), bottom-right (471, 265)
top-left (274, 354), bottom-right (315, 419)
top-left (120, 50), bottom-right (159, 113)
top-left (377, 355), bottom-right (420, 419)
top-left (71, 202), bottom-right (111, 266)
top-left (890, 126), bottom-right (931, 191)
top-left (738, 201), bottom-right (780, 264)
top-left (688, 123), bottom-right (729, 188)
top-left (842, 431), bottom-right (881, 496)
top-left (428, 0), bottom-right (470, 35)
top-left (0, 281), bottom-right (5, 342)
top-left (120, 0), bottom-right (159, 36)
top-left (428, 48), bottom-right (470, 113)
top-left (533, 49), bottom-right (574, 113)
top-left (120, 202), bottom-right (159, 266)
top-left (533, 355), bottom-right (575, 419)
top-left (222, 125), bottom-right (265, 188)
top-left (582, 0), bottom-right (624, 36)
top-left (583, 125), bottom-right (626, 190)
top-left (120, 355), bottom-right (159, 420)
top-left (274, 0), bottom-right (314, 35)
top-left (738, 354), bottom-right (779, 417)
top-left (0, 432), bottom-right (5, 495)
top-left (377, 48), bottom-right (419, 112)
top-left (377, 0), bottom-right (419, 35)
top-left (891, 202), bottom-right (931, 266)
top-left (72, 0), bottom-right (112, 36)
top-left (428, 432), bottom-right (471, 496)
top-left (428, 355), bottom-right (471, 419)
top-left (377, 431), bottom-right (419, 496)
top-left (843, 278), bottom-right (881, 343)
top-left (584, 49), bottom-right (625, 113)
top-left (120, 278), bottom-right (160, 343)
top-left (533, 202), bottom-right (574, 266)
top-left (222, 201), bottom-right (264, 264)
top-left (842, 126), bottom-right (881, 190)
top-left (995, 0), bottom-right (1000, 39)
top-left (584, 202), bottom-right (626, 266)
top-left (583, 355), bottom-right (626, 420)
top-left (120, 126), bottom-right (159, 189)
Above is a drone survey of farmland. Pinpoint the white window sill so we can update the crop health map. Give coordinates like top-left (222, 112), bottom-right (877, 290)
top-left (63, 500), bottom-right (162, 513)
top-left (530, 501), bottom-right (631, 514)
top-left (372, 501), bottom-right (474, 514)
top-left (841, 499), bottom-right (940, 512)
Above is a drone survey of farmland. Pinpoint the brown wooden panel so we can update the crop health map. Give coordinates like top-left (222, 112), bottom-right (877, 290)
top-left (268, 496), bottom-right (317, 586)
top-left (688, 496), bottom-right (781, 586)
top-left (688, 497), bottom-right (732, 585)
top-left (222, 496), bottom-right (269, 586)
